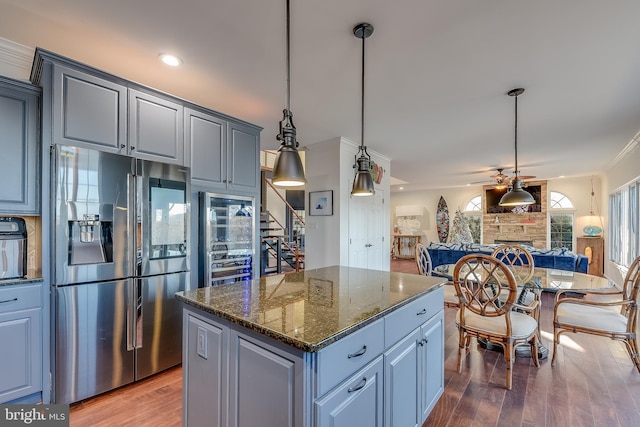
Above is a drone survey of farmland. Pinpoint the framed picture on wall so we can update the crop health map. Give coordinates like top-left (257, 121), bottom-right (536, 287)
top-left (309, 190), bottom-right (333, 216)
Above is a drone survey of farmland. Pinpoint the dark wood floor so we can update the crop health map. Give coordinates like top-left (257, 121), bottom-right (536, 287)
top-left (69, 258), bottom-right (640, 426)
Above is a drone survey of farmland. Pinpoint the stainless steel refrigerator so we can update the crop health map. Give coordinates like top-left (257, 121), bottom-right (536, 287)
top-left (52, 145), bottom-right (189, 404)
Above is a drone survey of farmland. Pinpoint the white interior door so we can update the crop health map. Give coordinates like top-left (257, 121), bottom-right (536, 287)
top-left (349, 189), bottom-right (386, 270)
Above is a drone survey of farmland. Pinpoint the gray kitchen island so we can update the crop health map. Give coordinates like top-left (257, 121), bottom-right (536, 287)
top-left (176, 265), bottom-right (446, 427)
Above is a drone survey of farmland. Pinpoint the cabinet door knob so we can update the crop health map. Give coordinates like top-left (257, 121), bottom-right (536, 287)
top-left (120, 144), bottom-right (126, 149)
top-left (347, 345), bottom-right (367, 358)
top-left (130, 146), bottom-right (136, 151)
top-left (223, 179), bottom-right (227, 183)
top-left (347, 377), bottom-right (367, 393)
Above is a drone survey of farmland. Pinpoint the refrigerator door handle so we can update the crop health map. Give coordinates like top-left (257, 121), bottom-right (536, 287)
top-left (126, 278), bottom-right (136, 351)
top-left (135, 277), bottom-right (143, 349)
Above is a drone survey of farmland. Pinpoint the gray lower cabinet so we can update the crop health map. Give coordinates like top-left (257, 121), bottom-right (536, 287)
top-left (187, 106), bottom-right (260, 192)
top-left (0, 283), bottom-right (43, 403)
top-left (315, 356), bottom-right (384, 427)
top-left (0, 77), bottom-right (40, 214)
top-left (182, 286), bottom-right (445, 427)
top-left (384, 312), bottom-right (444, 427)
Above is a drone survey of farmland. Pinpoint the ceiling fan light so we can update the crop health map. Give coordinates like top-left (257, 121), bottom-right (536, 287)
top-left (499, 179), bottom-right (535, 206)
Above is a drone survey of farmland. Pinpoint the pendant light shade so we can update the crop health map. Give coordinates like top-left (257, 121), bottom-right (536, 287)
top-left (272, 0), bottom-right (306, 187)
top-left (351, 23), bottom-right (375, 197)
top-left (499, 88), bottom-right (534, 207)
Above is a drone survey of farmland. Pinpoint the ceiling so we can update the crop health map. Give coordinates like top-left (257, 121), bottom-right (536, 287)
top-left (2, 0), bottom-right (640, 192)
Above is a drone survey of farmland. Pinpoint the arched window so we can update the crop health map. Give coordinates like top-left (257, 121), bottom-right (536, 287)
top-left (549, 191), bottom-right (574, 250)
top-left (463, 195), bottom-right (482, 243)
top-left (550, 191), bottom-right (574, 209)
top-left (464, 196), bottom-right (482, 212)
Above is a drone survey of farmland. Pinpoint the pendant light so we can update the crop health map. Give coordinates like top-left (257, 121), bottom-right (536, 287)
top-left (272, 0), bottom-right (306, 187)
top-left (499, 88), bottom-right (535, 206)
top-left (351, 23), bottom-right (375, 197)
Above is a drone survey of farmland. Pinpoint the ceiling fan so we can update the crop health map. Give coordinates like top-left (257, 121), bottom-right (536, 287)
top-left (470, 168), bottom-right (536, 189)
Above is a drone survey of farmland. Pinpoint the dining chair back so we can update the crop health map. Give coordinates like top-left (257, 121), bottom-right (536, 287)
top-left (414, 243), bottom-right (433, 276)
top-left (491, 244), bottom-right (535, 284)
top-left (453, 254), bottom-right (539, 389)
top-left (552, 255), bottom-right (640, 373)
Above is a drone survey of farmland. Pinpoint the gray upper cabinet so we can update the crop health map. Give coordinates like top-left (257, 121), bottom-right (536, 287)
top-left (0, 77), bottom-right (40, 214)
top-left (129, 88), bottom-right (184, 165)
top-left (52, 64), bottom-right (127, 154)
top-left (186, 107), bottom-right (225, 186)
top-left (36, 51), bottom-right (186, 165)
top-left (187, 107), bottom-right (260, 192)
top-left (227, 120), bottom-right (260, 192)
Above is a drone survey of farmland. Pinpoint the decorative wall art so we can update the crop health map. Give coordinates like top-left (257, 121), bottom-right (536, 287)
top-left (309, 190), bottom-right (333, 216)
top-left (436, 196), bottom-right (450, 243)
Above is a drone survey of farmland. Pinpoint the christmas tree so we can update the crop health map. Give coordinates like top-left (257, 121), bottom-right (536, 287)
top-left (449, 208), bottom-right (474, 244)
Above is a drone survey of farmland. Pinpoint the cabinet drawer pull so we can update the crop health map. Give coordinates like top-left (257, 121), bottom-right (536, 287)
top-left (0, 297), bottom-right (18, 304)
top-left (120, 144), bottom-right (126, 149)
top-left (418, 338), bottom-right (428, 346)
top-left (347, 377), bottom-right (367, 393)
top-left (417, 308), bottom-right (427, 316)
top-left (347, 345), bottom-right (367, 358)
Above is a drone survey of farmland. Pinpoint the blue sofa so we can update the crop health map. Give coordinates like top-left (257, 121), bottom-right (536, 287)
top-left (427, 242), bottom-right (589, 273)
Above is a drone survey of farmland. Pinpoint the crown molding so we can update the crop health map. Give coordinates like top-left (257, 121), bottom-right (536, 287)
top-left (0, 37), bottom-right (34, 80)
top-left (607, 131), bottom-right (640, 169)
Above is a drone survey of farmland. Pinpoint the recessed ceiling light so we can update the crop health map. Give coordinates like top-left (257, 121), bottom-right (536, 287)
top-left (159, 54), bottom-right (182, 67)
top-left (559, 175), bottom-right (565, 178)
top-left (399, 187), bottom-right (404, 190)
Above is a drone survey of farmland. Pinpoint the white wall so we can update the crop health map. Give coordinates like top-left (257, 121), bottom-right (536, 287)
top-left (305, 137), bottom-right (391, 270)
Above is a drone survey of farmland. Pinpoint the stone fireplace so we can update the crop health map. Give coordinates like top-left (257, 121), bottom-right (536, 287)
top-left (482, 180), bottom-right (548, 249)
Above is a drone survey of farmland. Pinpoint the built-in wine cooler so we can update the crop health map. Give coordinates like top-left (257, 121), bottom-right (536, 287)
top-left (199, 192), bottom-right (255, 286)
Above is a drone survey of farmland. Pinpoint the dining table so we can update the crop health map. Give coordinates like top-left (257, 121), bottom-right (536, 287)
top-left (431, 263), bottom-right (616, 359)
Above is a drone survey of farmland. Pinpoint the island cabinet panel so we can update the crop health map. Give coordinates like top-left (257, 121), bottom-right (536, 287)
top-left (128, 88), bottom-right (184, 165)
top-left (384, 329), bottom-right (421, 427)
top-left (229, 336), bottom-right (299, 427)
top-left (184, 313), bottom-right (226, 427)
top-left (315, 356), bottom-right (384, 427)
top-left (52, 64), bottom-right (127, 153)
top-left (0, 77), bottom-right (40, 214)
top-left (420, 313), bottom-right (444, 419)
top-left (0, 283), bottom-right (43, 403)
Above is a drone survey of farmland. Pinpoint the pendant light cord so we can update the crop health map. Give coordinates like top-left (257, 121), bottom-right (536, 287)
top-left (360, 30), bottom-right (365, 149)
top-left (514, 94), bottom-right (519, 178)
top-left (285, 0), bottom-right (291, 112)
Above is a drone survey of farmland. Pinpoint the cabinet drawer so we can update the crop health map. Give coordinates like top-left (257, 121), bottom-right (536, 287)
top-left (0, 284), bottom-right (42, 314)
top-left (384, 286), bottom-right (443, 347)
top-left (316, 318), bottom-right (384, 396)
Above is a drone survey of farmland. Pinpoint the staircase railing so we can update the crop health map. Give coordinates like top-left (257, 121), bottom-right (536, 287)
top-left (261, 179), bottom-right (306, 274)
top-left (265, 179), bottom-right (305, 226)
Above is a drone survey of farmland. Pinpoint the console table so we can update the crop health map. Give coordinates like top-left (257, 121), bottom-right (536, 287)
top-left (392, 234), bottom-right (421, 259)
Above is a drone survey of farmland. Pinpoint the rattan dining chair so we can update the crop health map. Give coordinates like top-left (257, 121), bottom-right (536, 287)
top-left (491, 243), bottom-right (540, 324)
top-left (415, 243), bottom-right (458, 308)
top-left (552, 255), bottom-right (640, 373)
top-left (453, 254), bottom-right (540, 389)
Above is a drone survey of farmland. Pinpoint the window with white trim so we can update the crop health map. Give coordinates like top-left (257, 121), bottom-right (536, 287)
top-left (610, 180), bottom-right (639, 266)
top-left (464, 195), bottom-right (482, 244)
top-left (549, 191), bottom-right (574, 250)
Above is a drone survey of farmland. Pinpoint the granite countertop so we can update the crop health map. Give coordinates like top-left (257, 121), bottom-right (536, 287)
top-left (0, 273), bottom-right (43, 287)
top-left (176, 265), bottom-right (445, 352)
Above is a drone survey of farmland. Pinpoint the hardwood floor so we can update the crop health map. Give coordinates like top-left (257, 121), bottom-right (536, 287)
top-left (69, 258), bottom-right (640, 426)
